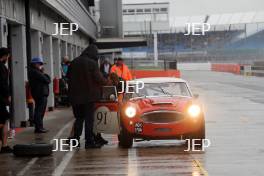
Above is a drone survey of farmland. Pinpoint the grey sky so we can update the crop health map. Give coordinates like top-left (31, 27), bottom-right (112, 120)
top-left (123, 0), bottom-right (264, 17)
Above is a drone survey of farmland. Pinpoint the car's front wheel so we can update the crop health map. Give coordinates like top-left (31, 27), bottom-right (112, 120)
top-left (191, 121), bottom-right (205, 146)
top-left (118, 125), bottom-right (133, 148)
top-left (186, 118), bottom-right (205, 147)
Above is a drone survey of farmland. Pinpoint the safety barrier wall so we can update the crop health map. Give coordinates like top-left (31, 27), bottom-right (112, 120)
top-left (178, 63), bottom-right (211, 71)
top-left (211, 63), bottom-right (241, 74)
top-left (132, 70), bottom-right (181, 79)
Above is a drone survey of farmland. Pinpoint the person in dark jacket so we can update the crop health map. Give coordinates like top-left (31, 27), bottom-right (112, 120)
top-left (61, 56), bottom-right (70, 78)
top-left (0, 47), bottom-right (13, 153)
top-left (100, 58), bottom-right (111, 78)
top-left (67, 44), bottom-right (110, 148)
top-left (28, 57), bottom-right (51, 133)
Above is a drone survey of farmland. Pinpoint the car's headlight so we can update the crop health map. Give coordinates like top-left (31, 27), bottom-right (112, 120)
top-left (187, 104), bottom-right (201, 118)
top-left (125, 106), bottom-right (137, 118)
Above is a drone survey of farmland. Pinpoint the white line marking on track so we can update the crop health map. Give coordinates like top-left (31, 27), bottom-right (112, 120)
top-left (52, 149), bottom-right (76, 176)
top-left (50, 120), bottom-right (74, 144)
top-left (52, 134), bottom-right (84, 176)
top-left (16, 119), bottom-right (74, 176)
top-left (17, 157), bottom-right (38, 176)
top-left (128, 148), bottom-right (138, 176)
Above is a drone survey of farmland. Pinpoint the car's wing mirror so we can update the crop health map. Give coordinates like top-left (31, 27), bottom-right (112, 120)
top-left (102, 86), bottom-right (118, 102)
top-left (193, 94), bottom-right (199, 99)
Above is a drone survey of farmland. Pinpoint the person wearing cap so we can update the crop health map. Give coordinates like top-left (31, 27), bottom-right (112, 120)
top-left (0, 47), bottom-right (13, 153)
top-left (28, 57), bottom-right (51, 133)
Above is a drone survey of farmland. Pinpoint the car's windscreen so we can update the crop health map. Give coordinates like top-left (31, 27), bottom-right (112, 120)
top-left (133, 82), bottom-right (191, 98)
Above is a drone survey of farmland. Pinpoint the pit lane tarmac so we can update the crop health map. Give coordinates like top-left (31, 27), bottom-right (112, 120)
top-left (54, 138), bottom-right (207, 176)
top-left (1, 70), bottom-right (264, 176)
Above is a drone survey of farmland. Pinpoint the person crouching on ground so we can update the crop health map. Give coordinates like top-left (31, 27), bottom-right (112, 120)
top-left (0, 47), bottom-right (13, 153)
top-left (28, 57), bottom-right (51, 133)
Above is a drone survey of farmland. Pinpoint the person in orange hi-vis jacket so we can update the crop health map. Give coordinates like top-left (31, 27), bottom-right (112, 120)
top-left (110, 57), bottom-right (132, 81)
top-left (110, 57), bottom-right (132, 102)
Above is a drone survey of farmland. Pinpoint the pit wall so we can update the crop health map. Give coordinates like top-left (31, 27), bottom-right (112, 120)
top-left (132, 70), bottom-right (181, 79)
top-left (178, 63), bottom-right (211, 71)
top-left (211, 63), bottom-right (241, 74)
top-left (131, 63), bottom-right (257, 78)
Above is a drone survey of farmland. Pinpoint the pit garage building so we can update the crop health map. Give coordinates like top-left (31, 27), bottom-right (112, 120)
top-left (0, 0), bottom-right (97, 127)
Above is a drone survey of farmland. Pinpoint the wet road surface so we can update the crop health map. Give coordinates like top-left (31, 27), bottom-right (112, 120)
top-left (1, 70), bottom-right (264, 176)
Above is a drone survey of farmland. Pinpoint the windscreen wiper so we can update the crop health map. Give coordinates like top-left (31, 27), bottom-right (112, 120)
top-left (160, 87), bottom-right (173, 97)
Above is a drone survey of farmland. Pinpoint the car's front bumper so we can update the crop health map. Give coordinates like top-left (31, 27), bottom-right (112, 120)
top-left (122, 115), bottom-right (204, 139)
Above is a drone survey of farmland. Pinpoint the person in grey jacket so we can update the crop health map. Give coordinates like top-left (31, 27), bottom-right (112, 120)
top-left (67, 44), bottom-right (110, 148)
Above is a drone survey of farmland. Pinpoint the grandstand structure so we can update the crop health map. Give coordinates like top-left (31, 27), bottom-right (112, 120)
top-left (123, 10), bottom-right (264, 64)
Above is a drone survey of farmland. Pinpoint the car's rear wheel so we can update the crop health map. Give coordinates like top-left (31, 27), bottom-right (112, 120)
top-left (118, 125), bottom-right (133, 148)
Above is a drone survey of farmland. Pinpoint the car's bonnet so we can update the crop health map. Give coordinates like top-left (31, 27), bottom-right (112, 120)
top-left (131, 96), bottom-right (192, 113)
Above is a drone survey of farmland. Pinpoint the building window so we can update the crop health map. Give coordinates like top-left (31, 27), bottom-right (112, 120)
top-left (153, 8), bottom-right (159, 13)
top-left (136, 9), bottom-right (144, 13)
top-left (128, 9), bottom-right (135, 13)
top-left (144, 8), bottom-right (151, 13)
top-left (123, 9), bottom-right (127, 13)
top-left (160, 8), bottom-right (168, 12)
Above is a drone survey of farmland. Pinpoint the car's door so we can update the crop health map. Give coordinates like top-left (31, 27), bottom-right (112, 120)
top-left (93, 86), bottom-right (120, 134)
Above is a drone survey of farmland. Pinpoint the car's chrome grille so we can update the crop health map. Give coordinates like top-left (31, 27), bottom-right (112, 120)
top-left (141, 111), bottom-right (184, 123)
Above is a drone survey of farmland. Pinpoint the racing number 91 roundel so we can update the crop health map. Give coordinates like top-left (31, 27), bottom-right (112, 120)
top-left (93, 106), bottom-right (120, 134)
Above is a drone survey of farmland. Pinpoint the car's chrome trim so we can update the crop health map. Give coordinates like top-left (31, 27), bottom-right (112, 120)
top-left (142, 110), bottom-right (184, 116)
top-left (130, 95), bottom-right (192, 100)
top-left (151, 102), bottom-right (174, 105)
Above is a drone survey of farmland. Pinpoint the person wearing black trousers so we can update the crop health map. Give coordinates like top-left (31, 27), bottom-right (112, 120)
top-left (0, 47), bottom-right (13, 153)
top-left (28, 57), bottom-right (51, 133)
top-left (67, 44), bottom-right (110, 148)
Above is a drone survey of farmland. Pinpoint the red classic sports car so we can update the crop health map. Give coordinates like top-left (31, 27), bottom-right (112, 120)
top-left (93, 77), bottom-right (205, 148)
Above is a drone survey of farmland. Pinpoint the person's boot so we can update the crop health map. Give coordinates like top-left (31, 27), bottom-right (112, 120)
top-left (94, 134), bottom-right (108, 145)
top-left (0, 146), bottom-right (13, 153)
top-left (85, 139), bottom-right (103, 149)
top-left (34, 128), bottom-right (49, 133)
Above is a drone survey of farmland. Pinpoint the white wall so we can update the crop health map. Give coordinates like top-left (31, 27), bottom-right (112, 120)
top-left (178, 63), bottom-right (211, 71)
